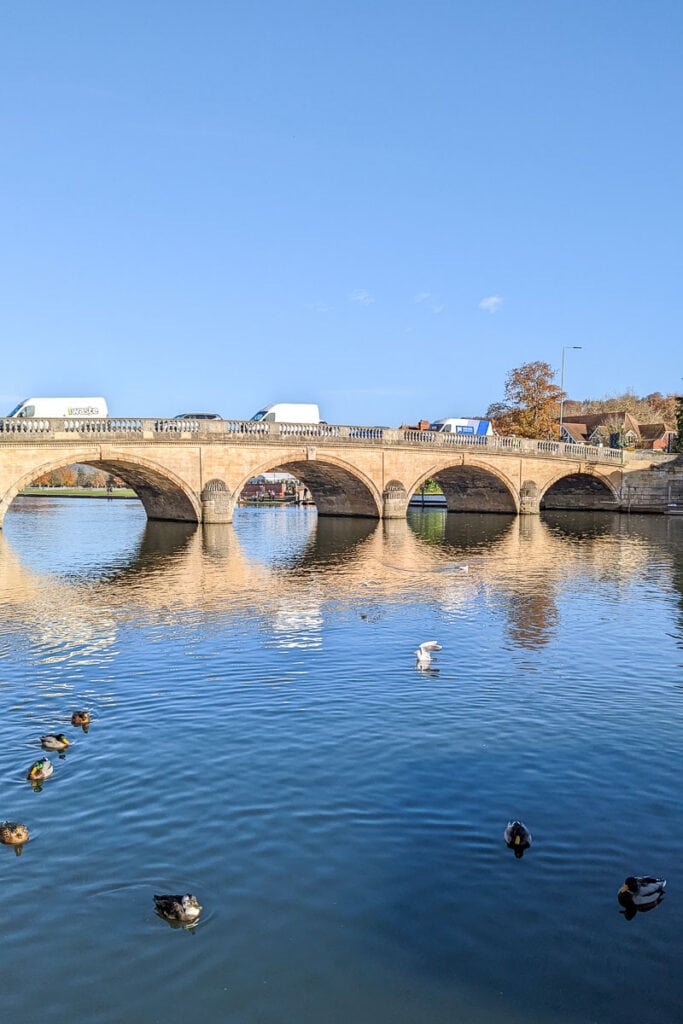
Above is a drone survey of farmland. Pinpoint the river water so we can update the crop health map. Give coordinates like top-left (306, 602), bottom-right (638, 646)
top-left (1, 497), bottom-right (682, 1024)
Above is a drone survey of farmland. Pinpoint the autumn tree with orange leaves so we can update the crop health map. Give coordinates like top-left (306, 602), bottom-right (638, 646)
top-left (487, 360), bottom-right (564, 439)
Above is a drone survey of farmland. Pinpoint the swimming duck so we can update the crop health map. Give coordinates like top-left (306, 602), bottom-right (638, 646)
top-left (504, 821), bottom-right (532, 858)
top-left (71, 711), bottom-right (90, 730)
top-left (153, 894), bottom-right (203, 924)
top-left (40, 734), bottom-right (70, 752)
top-left (26, 758), bottom-right (54, 783)
top-left (0, 821), bottom-right (29, 853)
top-left (618, 876), bottom-right (666, 907)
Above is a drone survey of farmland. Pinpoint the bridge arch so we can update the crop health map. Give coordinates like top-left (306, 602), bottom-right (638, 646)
top-left (232, 453), bottom-right (383, 518)
top-left (0, 451), bottom-right (201, 527)
top-left (408, 460), bottom-right (519, 514)
top-left (540, 469), bottom-right (620, 511)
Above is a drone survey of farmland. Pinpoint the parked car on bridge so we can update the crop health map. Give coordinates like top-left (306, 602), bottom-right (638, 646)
top-left (174, 413), bottom-right (223, 420)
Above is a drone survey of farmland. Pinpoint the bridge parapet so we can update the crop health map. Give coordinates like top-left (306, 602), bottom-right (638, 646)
top-left (0, 417), bottom-right (647, 466)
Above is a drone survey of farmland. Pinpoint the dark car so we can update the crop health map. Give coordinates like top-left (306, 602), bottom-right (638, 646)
top-left (173, 413), bottom-right (223, 420)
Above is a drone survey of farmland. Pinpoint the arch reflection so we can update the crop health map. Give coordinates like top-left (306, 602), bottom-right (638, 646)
top-left (0, 504), bottom-right (675, 655)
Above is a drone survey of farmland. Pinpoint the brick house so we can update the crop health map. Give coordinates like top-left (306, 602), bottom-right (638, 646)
top-left (559, 411), bottom-right (676, 449)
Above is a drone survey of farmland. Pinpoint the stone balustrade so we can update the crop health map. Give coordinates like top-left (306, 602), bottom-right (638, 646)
top-left (0, 416), bottom-right (640, 464)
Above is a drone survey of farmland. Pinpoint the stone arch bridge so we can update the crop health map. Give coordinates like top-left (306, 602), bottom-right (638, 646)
top-left (0, 416), bottom-right (677, 528)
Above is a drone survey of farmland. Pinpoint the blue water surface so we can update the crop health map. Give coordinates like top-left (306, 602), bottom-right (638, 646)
top-left (1, 498), bottom-right (682, 1024)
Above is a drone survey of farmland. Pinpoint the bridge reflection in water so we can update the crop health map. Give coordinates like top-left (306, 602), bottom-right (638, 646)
top-left (1, 502), bottom-right (677, 659)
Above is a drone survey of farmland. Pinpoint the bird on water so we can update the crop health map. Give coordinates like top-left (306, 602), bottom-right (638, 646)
top-left (71, 711), bottom-right (91, 731)
top-left (414, 641), bottom-right (442, 667)
top-left (504, 821), bottom-right (532, 858)
top-left (0, 821), bottom-right (29, 855)
top-left (40, 734), bottom-right (70, 752)
top-left (26, 758), bottom-right (54, 783)
top-left (618, 876), bottom-right (666, 907)
top-left (154, 893), bottom-right (203, 924)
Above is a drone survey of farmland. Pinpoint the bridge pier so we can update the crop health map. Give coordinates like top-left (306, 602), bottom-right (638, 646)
top-left (519, 480), bottom-right (541, 515)
top-left (382, 481), bottom-right (409, 519)
top-left (201, 479), bottom-right (234, 524)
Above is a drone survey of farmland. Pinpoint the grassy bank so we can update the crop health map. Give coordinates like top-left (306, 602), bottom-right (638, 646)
top-left (20, 487), bottom-right (138, 499)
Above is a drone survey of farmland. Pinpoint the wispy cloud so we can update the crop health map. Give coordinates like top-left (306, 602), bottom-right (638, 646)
top-left (415, 291), bottom-right (444, 314)
top-left (349, 288), bottom-right (374, 306)
top-left (479, 295), bottom-right (503, 314)
top-left (306, 301), bottom-right (333, 313)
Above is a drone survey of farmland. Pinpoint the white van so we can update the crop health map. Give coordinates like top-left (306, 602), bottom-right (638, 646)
top-left (429, 417), bottom-right (493, 436)
top-left (250, 402), bottom-right (321, 424)
top-left (6, 397), bottom-right (109, 419)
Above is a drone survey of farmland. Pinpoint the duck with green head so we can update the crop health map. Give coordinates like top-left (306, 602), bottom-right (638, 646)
top-left (26, 758), bottom-right (54, 786)
top-left (618, 876), bottom-right (666, 907)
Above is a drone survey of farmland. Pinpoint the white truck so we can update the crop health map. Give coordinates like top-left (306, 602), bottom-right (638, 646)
top-left (5, 397), bottom-right (109, 419)
top-left (428, 417), bottom-right (494, 436)
top-left (250, 402), bottom-right (321, 424)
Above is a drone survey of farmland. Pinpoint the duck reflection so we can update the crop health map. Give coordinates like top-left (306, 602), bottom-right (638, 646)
top-left (619, 897), bottom-right (665, 921)
top-left (156, 915), bottom-right (199, 933)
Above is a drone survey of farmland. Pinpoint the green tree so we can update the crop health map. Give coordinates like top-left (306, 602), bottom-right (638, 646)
top-left (487, 360), bottom-right (564, 439)
top-left (76, 466), bottom-right (93, 487)
top-left (674, 396), bottom-right (683, 453)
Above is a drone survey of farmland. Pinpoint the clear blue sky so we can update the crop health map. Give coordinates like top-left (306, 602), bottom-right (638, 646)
top-left (2, 1), bottom-right (681, 425)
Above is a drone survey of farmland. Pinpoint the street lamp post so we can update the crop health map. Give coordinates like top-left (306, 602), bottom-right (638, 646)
top-left (559, 345), bottom-right (582, 440)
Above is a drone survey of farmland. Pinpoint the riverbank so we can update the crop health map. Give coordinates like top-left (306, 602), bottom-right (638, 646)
top-left (20, 487), bottom-right (138, 499)
top-left (20, 489), bottom-right (315, 505)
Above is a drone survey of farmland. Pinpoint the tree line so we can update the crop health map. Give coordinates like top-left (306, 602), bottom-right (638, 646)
top-left (485, 360), bottom-right (682, 448)
top-left (32, 465), bottom-right (125, 488)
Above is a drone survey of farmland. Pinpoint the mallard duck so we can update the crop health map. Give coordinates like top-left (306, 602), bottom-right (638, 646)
top-left (0, 821), bottom-right (29, 846)
top-left (618, 876), bottom-right (666, 907)
top-left (71, 711), bottom-right (91, 729)
top-left (504, 821), bottom-right (532, 858)
top-left (26, 758), bottom-right (54, 783)
top-left (40, 733), bottom-right (70, 752)
top-left (153, 894), bottom-right (203, 924)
